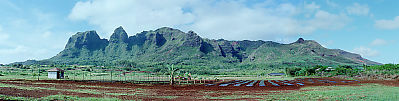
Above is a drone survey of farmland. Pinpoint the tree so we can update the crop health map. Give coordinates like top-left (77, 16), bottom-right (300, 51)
top-left (167, 64), bottom-right (180, 85)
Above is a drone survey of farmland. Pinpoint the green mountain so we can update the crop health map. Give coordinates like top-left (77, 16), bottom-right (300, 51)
top-left (47, 26), bottom-right (380, 68)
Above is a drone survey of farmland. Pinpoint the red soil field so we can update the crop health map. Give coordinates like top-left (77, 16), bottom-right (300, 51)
top-left (0, 77), bottom-right (398, 100)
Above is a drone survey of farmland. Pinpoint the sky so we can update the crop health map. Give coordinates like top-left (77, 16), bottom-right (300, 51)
top-left (0, 0), bottom-right (398, 64)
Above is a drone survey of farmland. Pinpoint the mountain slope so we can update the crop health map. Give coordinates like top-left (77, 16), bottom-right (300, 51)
top-left (48, 27), bottom-right (381, 67)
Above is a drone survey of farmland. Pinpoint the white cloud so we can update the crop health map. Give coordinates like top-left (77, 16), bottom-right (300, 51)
top-left (0, 8), bottom-right (69, 64)
top-left (69, 0), bottom-right (350, 40)
top-left (308, 10), bottom-right (350, 30)
top-left (0, 45), bottom-right (28, 54)
top-left (375, 16), bottom-right (399, 29)
top-left (42, 31), bottom-right (52, 38)
top-left (370, 38), bottom-right (388, 46)
top-left (0, 45), bottom-right (28, 64)
top-left (0, 0), bottom-right (22, 12)
top-left (304, 2), bottom-right (320, 11)
top-left (69, 0), bottom-right (195, 37)
top-left (346, 3), bottom-right (369, 16)
top-left (353, 46), bottom-right (379, 57)
top-left (186, 1), bottom-right (312, 40)
top-left (326, 0), bottom-right (338, 8)
top-left (0, 45), bottom-right (56, 64)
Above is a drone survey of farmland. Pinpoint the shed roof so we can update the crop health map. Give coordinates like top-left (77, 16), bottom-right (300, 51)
top-left (47, 68), bottom-right (64, 72)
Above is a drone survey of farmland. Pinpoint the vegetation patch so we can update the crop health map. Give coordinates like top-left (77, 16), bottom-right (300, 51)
top-left (263, 84), bottom-right (399, 100)
top-left (0, 94), bottom-right (32, 101)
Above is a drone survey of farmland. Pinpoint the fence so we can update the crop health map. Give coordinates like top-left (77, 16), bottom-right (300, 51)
top-left (0, 67), bottom-right (219, 84)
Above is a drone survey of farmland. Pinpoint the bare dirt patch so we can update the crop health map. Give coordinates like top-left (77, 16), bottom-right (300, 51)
top-left (0, 78), bottom-right (398, 100)
top-left (0, 87), bottom-right (111, 98)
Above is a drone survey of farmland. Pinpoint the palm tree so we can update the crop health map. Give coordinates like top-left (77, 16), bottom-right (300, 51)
top-left (168, 64), bottom-right (179, 85)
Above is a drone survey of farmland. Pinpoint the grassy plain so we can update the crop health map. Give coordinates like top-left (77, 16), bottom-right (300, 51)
top-left (1, 65), bottom-right (399, 100)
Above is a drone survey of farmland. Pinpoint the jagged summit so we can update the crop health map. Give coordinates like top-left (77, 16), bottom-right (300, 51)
top-left (155, 27), bottom-right (179, 31)
top-left (49, 27), bottom-right (381, 66)
top-left (295, 38), bottom-right (305, 43)
top-left (290, 38), bottom-right (323, 48)
top-left (154, 27), bottom-right (187, 36)
top-left (187, 30), bottom-right (198, 36)
top-left (65, 30), bottom-right (108, 50)
top-left (110, 26), bottom-right (128, 43)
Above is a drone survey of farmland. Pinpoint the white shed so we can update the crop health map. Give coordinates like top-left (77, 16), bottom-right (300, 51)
top-left (47, 68), bottom-right (64, 79)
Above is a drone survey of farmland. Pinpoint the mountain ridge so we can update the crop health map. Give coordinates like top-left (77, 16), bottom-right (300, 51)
top-left (39, 26), bottom-right (381, 67)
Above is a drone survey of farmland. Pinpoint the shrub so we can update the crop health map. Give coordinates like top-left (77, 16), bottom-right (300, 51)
top-left (286, 65), bottom-right (362, 77)
top-left (286, 67), bottom-right (297, 76)
top-left (20, 73), bottom-right (28, 76)
top-left (365, 64), bottom-right (399, 70)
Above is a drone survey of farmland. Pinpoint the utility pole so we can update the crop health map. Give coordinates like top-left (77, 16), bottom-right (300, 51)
top-left (37, 67), bottom-right (40, 80)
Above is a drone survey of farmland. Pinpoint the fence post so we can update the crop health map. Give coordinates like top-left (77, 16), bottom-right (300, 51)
top-left (37, 67), bottom-right (40, 81)
top-left (32, 67), bottom-right (34, 79)
top-left (73, 71), bottom-right (75, 80)
top-left (83, 72), bottom-right (85, 80)
top-left (89, 72), bottom-right (91, 80)
top-left (130, 72), bottom-right (134, 83)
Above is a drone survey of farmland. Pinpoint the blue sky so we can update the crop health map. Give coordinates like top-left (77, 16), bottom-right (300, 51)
top-left (0, 0), bottom-right (398, 64)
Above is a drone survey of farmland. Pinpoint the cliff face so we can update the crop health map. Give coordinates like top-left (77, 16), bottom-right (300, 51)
top-left (109, 26), bottom-right (129, 43)
top-left (49, 26), bottom-right (381, 66)
top-left (65, 30), bottom-right (108, 50)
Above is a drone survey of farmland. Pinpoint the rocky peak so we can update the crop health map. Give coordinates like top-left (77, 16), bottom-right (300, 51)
top-left (295, 38), bottom-right (305, 43)
top-left (181, 30), bottom-right (202, 47)
top-left (155, 27), bottom-right (176, 32)
top-left (186, 30), bottom-right (200, 38)
top-left (65, 30), bottom-right (107, 50)
top-left (187, 30), bottom-right (196, 35)
top-left (154, 27), bottom-right (185, 35)
top-left (110, 26), bottom-right (128, 43)
top-left (291, 38), bottom-right (324, 49)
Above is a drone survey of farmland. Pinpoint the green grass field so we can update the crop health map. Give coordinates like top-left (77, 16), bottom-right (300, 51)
top-left (1, 66), bottom-right (399, 100)
top-left (202, 83), bottom-right (399, 100)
